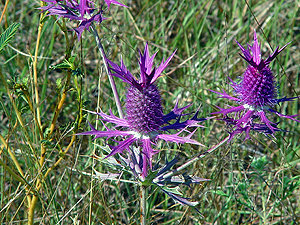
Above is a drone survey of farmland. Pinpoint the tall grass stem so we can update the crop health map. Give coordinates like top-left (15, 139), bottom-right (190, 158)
top-left (0, 0), bottom-right (9, 24)
top-left (90, 23), bottom-right (124, 119)
top-left (140, 185), bottom-right (147, 225)
top-left (33, 5), bottom-right (44, 129)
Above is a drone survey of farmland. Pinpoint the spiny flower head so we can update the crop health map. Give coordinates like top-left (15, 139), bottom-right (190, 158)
top-left (41, 0), bottom-right (127, 39)
top-left (211, 30), bottom-right (299, 140)
top-left (107, 43), bottom-right (176, 135)
top-left (78, 43), bottom-right (206, 178)
top-left (125, 83), bottom-right (163, 133)
top-left (234, 31), bottom-right (284, 108)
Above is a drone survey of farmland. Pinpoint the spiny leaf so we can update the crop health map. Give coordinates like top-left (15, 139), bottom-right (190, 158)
top-left (0, 23), bottom-right (20, 53)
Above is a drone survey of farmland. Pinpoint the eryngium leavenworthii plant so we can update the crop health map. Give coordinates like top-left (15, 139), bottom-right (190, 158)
top-left (93, 146), bottom-right (209, 213)
top-left (41, 0), bottom-right (127, 39)
top-left (78, 43), bottom-right (206, 178)
top-left (211, 30), bottom-right (299, 140)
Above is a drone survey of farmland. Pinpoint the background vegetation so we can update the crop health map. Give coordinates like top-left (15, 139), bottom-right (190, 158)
top-left (1, 0), bottom-right (299, 224)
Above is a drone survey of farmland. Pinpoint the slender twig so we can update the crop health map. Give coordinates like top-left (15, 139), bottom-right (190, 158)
top-left (27, 8), bottom-right (47, 225)
top-left (0, 120), bottom-right (17, 155)
top-left (7, 44), bottom-right (52, 59)
top-left (28, 195), bottom-right (38, 225)
top-left (0, 0), bottom-right (9, 24)
top-left (28, 11), bottom-right (80, 225)
top-left (31, 13), bottom-right (47, 225)
top-left (19, 86), bottom-right (43, 136)
top-left (140, 185), bottom-right (147, 225)
top-left (90, 23), bottom-right (124, 119)
top-left (48, 71), bottom-right (71, 136)
top-left (33, 8), bottom-right (45, 129)
top-left (0, 134), bottom-right (26, 180)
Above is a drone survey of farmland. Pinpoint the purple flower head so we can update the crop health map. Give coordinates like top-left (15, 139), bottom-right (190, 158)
top-left (78, 44), bottom-right (207, 177)
top-left (210, 30), bottom-right (299, 140)
top-left (41, 0), bottom-right (127, 39)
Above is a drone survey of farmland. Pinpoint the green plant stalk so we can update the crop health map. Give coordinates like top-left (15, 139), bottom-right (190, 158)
top-left (29, 11), bottom-right (80, 225)
top-left (28, 174), bottom-right (45, 225)
top-left (21, 86), bottom-right (43, 137)
top-left (56, 18), bottom-right (71, 56)
top-left (90, 23), bottom-right (124, 119)
top-left (33, 4), bottom-right (45, 129)
top-left (28, 8), bottom-right (47, 223)
top-left (28, 195), bottom-right (38, 225)
top-left (30, 107), bottom-right (80, 225)
top-left (48, 71), bottom-right (71, 136)
top-left (0, 134), bottom-right (25, 179)
top-left (0, 0), bottom-right (9, 24)
top-left (25, 5), bottom-right (48, 223)
top-left (74, 75), bottom-right (83, 128)
top-left (140, 185), bottom-right (147, 225)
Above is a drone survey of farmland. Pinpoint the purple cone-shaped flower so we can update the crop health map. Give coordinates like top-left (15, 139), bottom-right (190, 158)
top-left (40, 0), bottom-right (127, 39)
top-left (210, 30), bottom-right (299, 140)
top-left (78, 44), bottom-right (206, 177)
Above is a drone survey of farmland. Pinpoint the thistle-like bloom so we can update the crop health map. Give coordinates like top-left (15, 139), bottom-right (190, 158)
top-left (41, 0), bottom-right (127, 39)
top-left (78, 44), bottom-right (206, 177)
top-left (211, 30), bottom-right (299, 140)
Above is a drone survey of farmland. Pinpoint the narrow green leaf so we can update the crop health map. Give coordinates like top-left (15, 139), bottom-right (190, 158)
top-left (0, 23), bottom-right (20, 53)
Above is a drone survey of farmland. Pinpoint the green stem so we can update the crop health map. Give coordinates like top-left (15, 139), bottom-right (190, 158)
top-left (32, 5), bottom-right (45, 129)
top-left (0, 134), bottom-right (25, 179)
top-left (140, 185), bottom-right (147, 225)
top-left (90, 23), bottom-right (124, 119)
top-left (28, 195), bottom-right (38, 225)
top-left (0, 0), bottom-right (9, 24)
